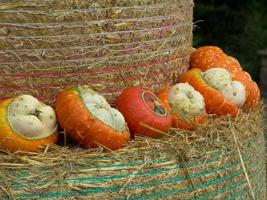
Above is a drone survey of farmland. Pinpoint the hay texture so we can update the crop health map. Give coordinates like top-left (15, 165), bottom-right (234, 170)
top-left (0, 0), bottom-right (193, 105)
top-left (0, 106), bottom-right (265, 199)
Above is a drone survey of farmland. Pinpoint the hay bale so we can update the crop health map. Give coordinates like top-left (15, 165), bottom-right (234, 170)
top-left (0, 0), bottom-right (193, 105)
top-left (0, 106), bottom-right (265, 199)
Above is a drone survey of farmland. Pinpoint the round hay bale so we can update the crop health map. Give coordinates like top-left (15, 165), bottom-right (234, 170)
top-left (0, 0), bottom-right (193, 105)
top-left (0, 107), bottom-right (265, 199)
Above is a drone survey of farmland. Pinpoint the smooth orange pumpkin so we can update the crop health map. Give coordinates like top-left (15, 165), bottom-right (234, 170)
top-left (179, 68), bottom-right (239, 117)
top-left (116, 87), bottom-right (172, 138)
top-left (157, 86), bottom-right (206, 131)
top-left (55, 86), bottom-right (130, 150)
top-left (0, 96), bottom-right (58, 153)
top-left (232, 71), bottom-right (260, 109)
top-left (190, 46), bottom-right (242, 74)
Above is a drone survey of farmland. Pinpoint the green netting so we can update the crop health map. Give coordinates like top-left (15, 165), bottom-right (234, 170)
top-left (0, 132), bottom-right (265, 200)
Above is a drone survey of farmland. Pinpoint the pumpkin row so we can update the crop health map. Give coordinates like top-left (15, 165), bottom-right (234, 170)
top-left (0, 46), bottom-right (260, 153)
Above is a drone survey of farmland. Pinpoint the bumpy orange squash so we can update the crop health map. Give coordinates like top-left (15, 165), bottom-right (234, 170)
top-left (190, 46), bottom-right (242, 74)
top-left (179, 68), bottom-right (239, 117)
top-left (0, 95), bottom-right (58, 153)
top-left (56, 86), bottom-right (130, 150)
top-left (232, 71), bottom-right (260, 109)
top-left (157, 84), bottom-right (206, 131)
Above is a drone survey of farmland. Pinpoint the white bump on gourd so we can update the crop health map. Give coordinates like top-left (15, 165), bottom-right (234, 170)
top-left (221, 81), bottom-right (246, 108)
top-left (79, 87), bottom-right (126, 132)
top-left (79, 87), bottom-right (109, 109)
top-left (8, 95), bottom-right (57, 139)
top-left (37, 105), bottom-right (57, 131)
top-left (202, 68), bottom-right (232, 90)
top-left (202, 68), bottom-right (246, 107)
top-left (168, 83), bottom-right (205, 117)
top-left (109, 108), bottom-right (127, 132)
top-left (92, 108), bottom-right (114, 128)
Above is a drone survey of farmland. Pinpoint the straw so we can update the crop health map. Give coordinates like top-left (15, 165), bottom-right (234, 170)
top-left (0, 0), bottom-right (194, 106)
top-left (0, 104), bottom-right (265, 199)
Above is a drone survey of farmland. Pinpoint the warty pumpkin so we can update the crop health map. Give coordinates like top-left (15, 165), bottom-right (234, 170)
top-left (203, 68), bottom-right (246, 108)
top-left (0, 95), bottom-right (58, 153)
top-left (55, 86), bottom-right (130, 150)
top-left (190, 46), bottom-right (260, 109)
top-left (116, 87), bottom-right (172, 138)
top-left (232, 70), bottom-right (260, 109)
top-left (190, 46), bottom-right (242, 74)
top-left (179, 68), bottom-right (241, 117)
top-left (157, 83), bottom-right (206, 131)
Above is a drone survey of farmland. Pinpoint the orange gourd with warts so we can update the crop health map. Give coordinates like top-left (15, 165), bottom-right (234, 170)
top-left (190, 46), bottom-right (260, 109)
top-left (0, 95), bottom-right (58, 153)
top-left (232, 71), bottom-right (260, 109)
top-left (190, 46), bottom-right (242, 74)
top-left (55, 86), bottom-right (130, 150)
top-left (179, 68), bottom-right (241, 117)
top-left (157, 83), bottom-right (206, 131)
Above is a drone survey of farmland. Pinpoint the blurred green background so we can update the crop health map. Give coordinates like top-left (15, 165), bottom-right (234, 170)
top-left (193, 0), bottom-right (267, 82)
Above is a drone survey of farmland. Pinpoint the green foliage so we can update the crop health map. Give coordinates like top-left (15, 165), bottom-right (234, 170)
top-left (193, 0), bottom-right (267, 81)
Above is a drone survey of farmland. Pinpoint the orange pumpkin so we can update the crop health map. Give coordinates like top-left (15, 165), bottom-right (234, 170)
top-left (116, 87), bottom-right (172, 138)
top-left (190, 46), bottom-right (242, 74)
top-left (55, 86), bottom-right (130, 150)
top-left (157, 84), bottom-right (206, 131)
top-left (179, 68), bottom-right (239, 117)
top-left (0, 95), bottom-right (58, 153)
top-left (232, 71), bottom-right (260, 109)
top-left (190, 46), bottom-right (260, 109)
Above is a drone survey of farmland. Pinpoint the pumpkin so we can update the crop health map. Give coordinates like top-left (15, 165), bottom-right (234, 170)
top-left (179, 68), bottom-right (240, 117)
top-left (202, 68), bottom-right (246, 108)
top-left (116, 87), bottom-right (172, 138)
top-left (157, 83), bottom-right (206, 131)
top-left (190, 46), bottom-right (242, 74)
top-left (190, 45), bottom-right (260, 109)
top-left (0, 95), bottom-right (58, 153)
top-left (55, 86), bottom-right (130, 150)
top-left (232, 70), bottom-right (260, 109)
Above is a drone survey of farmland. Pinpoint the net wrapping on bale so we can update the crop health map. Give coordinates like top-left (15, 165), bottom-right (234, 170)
top-left (0, 107), bottom-right (266, 199)
top-left (0, 0), bottom-right (193, 105)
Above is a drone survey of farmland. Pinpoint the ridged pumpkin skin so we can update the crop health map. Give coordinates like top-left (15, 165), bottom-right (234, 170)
top-left (190, 46), bottom-right (242, 74)
top-left (157, 86), bottom-right (205, 131)
top-left (179, 68), bottom-right (239, 117)
top-left (0, 99), bottom-right (58, 153)
top-left (55, 88), bottom-right (130, 150)
top-left (232, 71), bottom-right (260, 109)
top-left (116, 87), bottom-right (172, 138)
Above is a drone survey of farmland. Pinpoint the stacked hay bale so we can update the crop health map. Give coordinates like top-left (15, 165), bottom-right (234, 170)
top-left (0, 107), bottom-right (265, 199)
top-left (0, 0), bottom-right (193, 105)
